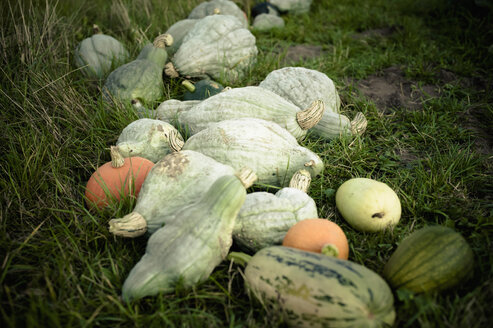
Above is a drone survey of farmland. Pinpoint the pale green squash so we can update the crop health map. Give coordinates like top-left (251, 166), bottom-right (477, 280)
top-left (164, 19), bottom-right (199, 56)
top-left (188, 0), bottom-right (248, 28)
top-left (269, 0), bottom-right (313, 14)
top-left (121, 168), bottom-right (257, 301)
top-left (74, 25), bottom-right (129, 79)
top-left (136, 99), bottom-right (201, 123)
top-left (252, 13), bottom-right (285, 31)
top-left (182, 118), bottom-right (324, 187)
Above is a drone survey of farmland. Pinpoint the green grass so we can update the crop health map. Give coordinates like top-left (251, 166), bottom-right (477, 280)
top-left (1, 0), bottom-right (492, 326)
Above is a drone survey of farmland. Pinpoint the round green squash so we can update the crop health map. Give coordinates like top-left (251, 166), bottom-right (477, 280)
top-left (245, 246), bottom-right (396, 327)
top-left (188, 0), bottom-right (248, 28)
top-left (383, 225), bottom-right (474, 293)
top-left (182, 79), bottom-right (224, 100)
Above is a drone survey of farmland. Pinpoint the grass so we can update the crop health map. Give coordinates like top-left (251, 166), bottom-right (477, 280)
top-left (1, 0), bottom-right (492, 326)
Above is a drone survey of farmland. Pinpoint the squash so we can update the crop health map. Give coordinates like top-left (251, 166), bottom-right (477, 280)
top-left (164, 19), bottom-right (199, 57)
top-left (108, 150), bottom-right (236, 237)
top-left (252, 14), bottom-right (285, 31)
top-left (383, 225), bottom-right (474, 294)
top-left (282, 218), bottom-right (349, 259)
top-left (336, 178), bottom-right (401, 232)
top-left (182, 79), bottom-right (224, 101)
top-left (309, 111), bottom-right (367, 140)
top-left (103, 33), bottom-right (172, 106)
top-left (251, 2), bottom-right (283, 18)
top-left (175, 86), bottom-right (325, 141)
top-left (181, 118), bottom-right (324, 187)
top-left (233, 169), bottom-right (318, 253)
top-left (188, 0), bottom-right (248, 28)
top-left (121, 168), bottom-right (257, 301)
top-left (165, 15), bottom-right (257, 83)
top-left (85, 146), bottom-right (154, 209)
top-left (74, 25), bottom-right (129, 79)
top-left (244, 246), bottom-right (396, 327)
top-left (115, 118), bottom-right (184, 163)
top-left (137, 99), bottom-right (201, 123)
top-left (269, 0), bottom-right (313, 14)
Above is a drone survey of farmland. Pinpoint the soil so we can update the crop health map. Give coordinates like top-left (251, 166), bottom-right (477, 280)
top-left (277, 44), bottom-right (326, 65)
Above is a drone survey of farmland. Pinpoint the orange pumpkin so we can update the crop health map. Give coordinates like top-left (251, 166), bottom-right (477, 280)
top-left (282, 218), bottom-right (349, 260)
top-left (85, 146), bottom-right (154, 209)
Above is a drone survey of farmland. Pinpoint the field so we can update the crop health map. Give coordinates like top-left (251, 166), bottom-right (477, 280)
top-left (1, 0), bottom-right (492, 326)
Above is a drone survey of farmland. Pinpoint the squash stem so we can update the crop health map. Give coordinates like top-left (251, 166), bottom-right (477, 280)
top-left (168, 129), bottom-right (184, 152)
top-left (296, 100), bottom-right (325, 130)
top-left (350, 112), bottom-right (368, 136)
top-left (108, 212), bottom-right (147, 238)
top-left (153, 33), bottom-right (173, 48)
top-left (182, 80), bottom-right (196, 93)
top-left (288, 169), bottom-right (312, 193)
top-left (227, 251), bottom-right (252, 266)
top-left (92, 24), bottom-right (102, 34)
top-left (165, 62), bottom-right (180, 78)
top-left (110, 146), bottom-right (125, 168)
top-left (321, 243), bottom-right (340, 258)
top-left (236, 168), bottom-right (258, 189)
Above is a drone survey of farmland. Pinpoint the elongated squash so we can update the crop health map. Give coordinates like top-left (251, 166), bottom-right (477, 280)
top-left (122, 168), bottom-right (257, 301)
top-left (233, 169), bottom-right (317, 252)
top-left (176, 86), bottom-right (324, 141)
top-left (108, 150), bottom-right (235, 237)
top-left (182, 118), bottom-right (324, 187)
top-left (244, 246), bottom-right (396, 327)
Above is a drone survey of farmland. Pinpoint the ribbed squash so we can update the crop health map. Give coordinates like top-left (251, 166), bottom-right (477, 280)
top-left (233, 169), bottom-right (317, 252)
top-left (182, 118), bottom-right (324, 187)
top-left (108, 150), bottom-right (235, 237)
top-left (244, 246), bottom-right (396, 327)
top-left (188, 0), bottom-right (248, 28)
top-left (137, 99), bottom-right (201, 123)
top-left (383, 225), bottom-right (474, 293)
top-left (165, 15), bottom-right (257, 83)
top-left (74, 25), bottom-right (129, 79)
top-left (175, 86), bottom-right (324, 141)
top-left (116, 118), bottom-right (184, 163)
top-left (103, 34), bottom-right (172, 106)
top-left (164, 19), bottom-right (199, 56)
top-left (121, 168), bottom-right (257, 301)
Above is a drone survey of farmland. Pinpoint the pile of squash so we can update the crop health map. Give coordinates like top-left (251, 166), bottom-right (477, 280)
top-left (77, 1), bottom-right (474, 327)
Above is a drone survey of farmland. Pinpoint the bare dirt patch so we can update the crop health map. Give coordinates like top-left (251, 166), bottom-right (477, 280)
top-left (277, 44), bottom-right (326, 65)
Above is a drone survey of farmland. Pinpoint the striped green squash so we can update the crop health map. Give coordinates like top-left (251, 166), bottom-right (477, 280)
top-left (383, 225), bottom-right (474, 293)
top-left (244, 246), bottom-right (396, 328)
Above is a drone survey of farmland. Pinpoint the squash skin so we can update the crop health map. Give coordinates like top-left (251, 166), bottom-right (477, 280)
top-left (116, 118), bottom-right (183, 163)
top-left (165, 19), bottom-right (199, 56)
top-left (188, 0), bottom-right (248, 28)
top-left (269, 0), bottom-right (313, 14)
top-left (183, 79), bottom-right (224, 101)
top-left (233, 188), bottom-right (317, 252)
top-left (108, 150), bottom-right (235, 236)
top-left (74, 33), bottom-right (129, 79)
top-left (383, 225), bottom-right (474, 293)
top-left (182, 118), bottom-right (324, 187)
top-left (245, 246), bottom-right (396, 328)
top-left (169, 15), bottom-right (257, 83)
top-left (177, 86), bottom-right (321, 140)
top-left (121, 172), bottom-right (250, 301)
top-left (252, 13), bottom-right (285, 31)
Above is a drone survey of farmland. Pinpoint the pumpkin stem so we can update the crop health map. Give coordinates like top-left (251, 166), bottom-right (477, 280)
top-left (236, 167), bottom-right (258, 189)
top-left (110, 146), bottom-right (125, 168)
top-left (182, 80), bottom-right (196, 93)
top-left (296, 100), bottom-right (325, 130)
top-left (289, 169), bottom-right (312, 193)
top-left (108, 212), bottom-right (147, 238)
top-left (164, 62), bottom-right (180, 78)
top-left (304, 160), bottom-right (316, 167)
top-left (153, 33), bottom-right (173, 48)
top-left (92, 24), bottom-right (102, 34)
top-left (168, 129), bottom-right (184, 152)
top-left (213, 8), bottom-right (221, 14)
top-left (350, 112), bottom-right (368, 136)
top-left (221, 86), bottom-right (232, 93)
top-left (321, 243), bottom-right (340, 258)
top-left (227, 251), bottom-right (252, 266)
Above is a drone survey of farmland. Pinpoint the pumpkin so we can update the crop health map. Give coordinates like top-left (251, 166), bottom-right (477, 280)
top-left (175, 86), bottom-right (325, 141)
top-left (252, 14), bottom-right (285, 31)
top-left (182, 79), bottom-right (224, 101)
top-left (244, 246), bottom-right (396, 327)
top-left (108, 150), bottom-right (236, 237)
top-left (188, 0), bottom-right (248, 28)
top-left (85, 146), bottom-right (154, 209)
top-left (115, 118), bottom-right (184, 163)
top-left (103, 33), bottom-right (172, 106)
top-left (164, 19), bottom-right (199, 57)
top-left (336, 178), bottom-right (401, 232)
top-left (309, 111), bottom-right (367, 139)
top-left (182, 118), bottom-right (324, 187)
top-left (383, 225), bottom-right (474, 294)
top-left (164, 15), bottom-right (257, 83)
top-left (233, 169), bottom-right (318, 252)
top-left (137, 99), bottom-right (201, 123)
top-left (282, 218), bottom-right (349, 259)
top-left (121, 168), bottom-right (257, 301)
top-left (74, 24), bottom-right (129, 79)
top-left (269, 0), bottom-right (313, 14)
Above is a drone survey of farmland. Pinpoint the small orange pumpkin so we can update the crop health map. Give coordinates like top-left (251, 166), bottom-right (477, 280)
top-left (85, 146), bottom-right (154, 209)
top-left (282, 218), bottom-right (349, 260)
